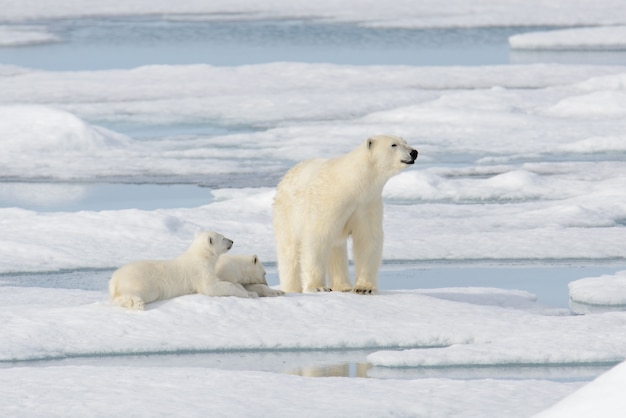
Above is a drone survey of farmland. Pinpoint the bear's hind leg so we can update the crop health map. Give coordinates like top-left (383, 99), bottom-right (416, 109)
top-left (328, 243), bottom-right (352, 292)
top-left (301, 243), bottom-right (332, 292)
top-left (275, 233), bottom-right (303, 293)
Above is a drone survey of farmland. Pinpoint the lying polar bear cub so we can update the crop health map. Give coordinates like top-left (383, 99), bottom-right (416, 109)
top-left (216, 254), bottom-right (284, 297)
top-left (109, 231), bottom-right (255, 310)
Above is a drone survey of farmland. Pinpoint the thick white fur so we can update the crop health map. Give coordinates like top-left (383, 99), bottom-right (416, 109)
top-left (216, 254), bottom-right (285, 297)
top-left (109, 231), bottom-right (254, 310)
top-left (273, 135), bottom-right (418, 294)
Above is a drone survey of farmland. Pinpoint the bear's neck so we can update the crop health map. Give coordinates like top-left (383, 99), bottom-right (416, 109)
top-left (344, 147), bottom-right (393, 194)
top-left (178, 251), bottom-right (219, 269)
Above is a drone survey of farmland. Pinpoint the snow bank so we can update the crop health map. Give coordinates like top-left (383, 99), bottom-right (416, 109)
top-left (0, 366), bottom-right (579, 418)
top-left (568, 271), bottom-right (626, 314)
top-left (0, 105), bottom-right (137, 180)
top-left (510, 26), bottom-right (626, 50)
top-left (0, 63), bottom-right (624, 271)
top-left (1, 0), bottom-right (626, 29)
top-left (0, 105), bottom-right (130, 153)
top-left (0, 25), bottom-right (60, 46)
top-left (2, 286), bottom-right (626, 367)
top-left (535, 360), bottom-right (626, 418)
top-left (1, 181), bottom-right (625, 273)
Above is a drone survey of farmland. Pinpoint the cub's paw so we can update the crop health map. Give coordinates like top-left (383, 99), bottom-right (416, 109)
top-left (116, 295), bottom-right (146, 310)
top-left (265, 288), bottom-right (285, 297)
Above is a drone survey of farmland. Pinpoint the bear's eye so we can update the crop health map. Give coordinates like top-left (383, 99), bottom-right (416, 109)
top-left (209, 237), bottom-right (213, 245)
top-left (391, 144), bottom-right (397, 148)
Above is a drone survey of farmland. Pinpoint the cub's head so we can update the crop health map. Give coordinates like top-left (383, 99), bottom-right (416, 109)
top-left (216, 254), bottom-right (268, 285)
top-left (366, 135), bottom-right (418, 176)
top-left (191, 230), bottom-right (233, 258)
top-left (245, 255), bottom-right (267, 285)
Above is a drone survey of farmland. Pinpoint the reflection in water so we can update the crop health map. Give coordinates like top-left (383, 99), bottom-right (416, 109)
top-left (288, 362), bottom-right (372, 378)
top-left (3, 349), bottom-right (611, 384)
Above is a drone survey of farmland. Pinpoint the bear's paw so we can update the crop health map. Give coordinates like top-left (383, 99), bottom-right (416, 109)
top-left (353, 287), bottom-right (376, 295)
top-left (265, 288), bottom-right (285, 297)
top-left (115, 295), bottom-right (146, 310)
top-left (305, 286), bottom-right (333, 293)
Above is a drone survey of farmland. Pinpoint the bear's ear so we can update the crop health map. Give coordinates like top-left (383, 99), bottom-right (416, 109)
top-left (367, 137), bottom-right (374, 149)
top-left (252, 255), bottom-right (258, 264)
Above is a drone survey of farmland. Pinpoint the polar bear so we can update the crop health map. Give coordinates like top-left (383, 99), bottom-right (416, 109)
top-left (216, 254), bottom-right (285, 297)
top-left (109, 231), bottom-right (254, 310)
top-left (273, 135), bottom-right (418, 294)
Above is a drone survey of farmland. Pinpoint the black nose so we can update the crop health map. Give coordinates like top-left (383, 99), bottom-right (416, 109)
top-left (410, 149), bottom-right (418, 160)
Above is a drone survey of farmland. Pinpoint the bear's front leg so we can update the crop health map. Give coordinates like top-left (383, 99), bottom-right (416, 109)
top-left (245, 284), bottom-right (285, 297)
top-left (200, 281), bottom-right (256, 298)
top-left (351, 201), bottom-right (384, 295)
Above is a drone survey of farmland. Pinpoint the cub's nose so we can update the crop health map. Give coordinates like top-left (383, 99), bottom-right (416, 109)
top-left (410, 149), bottom-right (418, 161)
top-left (226, 239), bottom-right (234, 250)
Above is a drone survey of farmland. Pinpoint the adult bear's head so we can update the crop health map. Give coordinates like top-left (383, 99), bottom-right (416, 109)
top-left (366, 135), bottom-right (418, 177)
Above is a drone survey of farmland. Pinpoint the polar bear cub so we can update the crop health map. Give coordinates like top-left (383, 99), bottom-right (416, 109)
top-left (273, 135), bottom-right (418, 294)
top-left (109, 231), bottom-right (254, 310)
top-left (216, 254), bottom-right (285, 297)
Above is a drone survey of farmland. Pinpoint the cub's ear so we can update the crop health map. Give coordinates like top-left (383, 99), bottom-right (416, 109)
top-left (367, 137), bottom-right (375, 149)
top-left (252, 255), bottom-right (258, 264)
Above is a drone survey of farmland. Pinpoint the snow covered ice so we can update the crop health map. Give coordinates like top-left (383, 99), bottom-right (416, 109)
top-left (510, 26), bottom-right (626, 51)
top-left (2, 0), bottom-right (626, 417)
top-left (569, 270), bottom-right (626, 314)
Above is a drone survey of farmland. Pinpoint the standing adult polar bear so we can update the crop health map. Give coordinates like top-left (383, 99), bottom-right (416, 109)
top-left (273, 135), bottom-right (418, 294)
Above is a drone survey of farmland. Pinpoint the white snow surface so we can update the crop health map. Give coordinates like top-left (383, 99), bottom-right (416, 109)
top-left (0, 25), bottom-right (60, 46)
top-left (0, 286), bottom-right (601, 417)
top-left (1, 0), bottom-right (626, 28)
top-left (1, 63), bottom-right (626, 270)
top-left (0, 366), bottom-right (579, 418)
top-left (569, 270), bottom-right (626, 307)
top-left (535, 360), bottom-right (626, 418)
